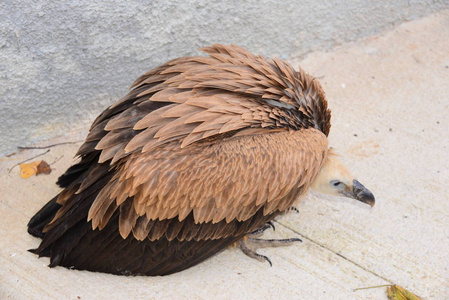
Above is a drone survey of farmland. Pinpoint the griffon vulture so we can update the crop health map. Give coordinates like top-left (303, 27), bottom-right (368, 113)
top-left (28, 44), bottom-right (375, 276)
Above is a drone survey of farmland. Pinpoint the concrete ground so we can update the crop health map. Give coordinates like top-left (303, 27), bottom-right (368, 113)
top-left (1, 10), bottom-right (448, 300)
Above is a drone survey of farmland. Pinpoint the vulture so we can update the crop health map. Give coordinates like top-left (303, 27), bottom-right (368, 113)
top-left (27, 44), bottom-right (375, 276)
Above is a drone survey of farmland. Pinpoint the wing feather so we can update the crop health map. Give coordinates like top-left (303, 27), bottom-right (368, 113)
top-left (87, 129), bottom-right (327, 239)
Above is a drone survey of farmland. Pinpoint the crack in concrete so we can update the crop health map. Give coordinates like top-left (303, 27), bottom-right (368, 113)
top-left (276, 220), bottom-right (393, 284)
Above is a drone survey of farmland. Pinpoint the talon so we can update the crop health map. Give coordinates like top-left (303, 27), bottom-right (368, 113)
top-left (261, 254), bottom-right (272, 267)
top-left (239, 233), bottom-right (302, 267)
top-left (288, 206), bottom-right (299, 213)
top-left (267, 221), bottom-right (275, 231)
top-left (238, 240), bottom-right (273, 266)
top-left (248, 222), bottom-right (276, 236)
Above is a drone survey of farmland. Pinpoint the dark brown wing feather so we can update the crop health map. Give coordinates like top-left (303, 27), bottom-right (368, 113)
top-left (28, 44), bottom-right (331, 276)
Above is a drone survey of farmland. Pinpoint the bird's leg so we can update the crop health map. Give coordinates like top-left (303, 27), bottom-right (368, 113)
top-left (238, 222), bottom-right (302, 266)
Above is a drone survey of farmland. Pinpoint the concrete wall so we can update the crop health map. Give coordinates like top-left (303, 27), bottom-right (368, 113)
top-left (1, 0), bottom-right (447, 155)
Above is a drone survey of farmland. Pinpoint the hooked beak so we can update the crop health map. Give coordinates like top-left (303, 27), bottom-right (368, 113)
top-left (343, 180), bottom-right (375, 207)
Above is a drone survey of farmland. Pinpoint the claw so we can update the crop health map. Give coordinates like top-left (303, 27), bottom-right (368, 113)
top-left (248, 221), bottom-right (276, 236)
top-left (238, 240), bottom-right (272, 266)
top-left (238, 236), bottom-right (302, 266)
top-left (287, 206), bottom-right (299, 213)
top-left (261, 254), bottom-right (272, 267)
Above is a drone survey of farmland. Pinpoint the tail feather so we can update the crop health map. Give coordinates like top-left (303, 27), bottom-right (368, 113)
top-left (30, 206), bottom-right (276, 275)
top-left (39, 211), bottom-right (245, 276)
top-left (56, 153), bottom-right (99, 188)
top-left (27, 195), bottom-right (61, 238)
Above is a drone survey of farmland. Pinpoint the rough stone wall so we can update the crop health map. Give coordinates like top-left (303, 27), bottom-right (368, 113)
top-left (1, 0), bottom-right (447, 155)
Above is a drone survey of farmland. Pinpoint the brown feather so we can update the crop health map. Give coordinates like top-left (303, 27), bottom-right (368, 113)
top-left (87, 128), bottom-right (328, 239)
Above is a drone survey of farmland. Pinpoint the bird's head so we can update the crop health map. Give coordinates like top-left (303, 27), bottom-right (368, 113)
top-left (310, 150), bottom-right (375, 206)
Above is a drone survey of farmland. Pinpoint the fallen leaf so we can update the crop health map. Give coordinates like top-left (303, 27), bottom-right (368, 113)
top-left (19, 160), bottom-right (52, 178)
top-left (36, 160), bottom-right (51, 175)
top-left (354, 284), bottom-right (422, 300)
top-left (387, 285), bottom-right (422, 300)
top-left (19, 161), bottom-right (40, 178)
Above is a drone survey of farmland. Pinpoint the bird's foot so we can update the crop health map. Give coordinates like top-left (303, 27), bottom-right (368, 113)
top-left (239, 222), bottom-right (302, 266)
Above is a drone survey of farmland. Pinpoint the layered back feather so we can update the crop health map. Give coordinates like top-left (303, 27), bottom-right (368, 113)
top-left (84, 44), bottom-right (330, 164)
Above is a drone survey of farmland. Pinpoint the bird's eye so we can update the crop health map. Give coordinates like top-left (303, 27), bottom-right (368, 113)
top-left (330, 180), bottom-right (343, 188)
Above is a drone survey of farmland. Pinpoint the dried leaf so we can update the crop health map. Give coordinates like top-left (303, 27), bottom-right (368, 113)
top-left (19, 161), bottom-right (39, 178)
top-left (387, 285), bottom-right (422, 300)
top-left (36, 160), bottom-right (51, 175)
top-left (19, 160), bottom-right (52, 178)
top-left (354, 284), bottom-right (422, 300)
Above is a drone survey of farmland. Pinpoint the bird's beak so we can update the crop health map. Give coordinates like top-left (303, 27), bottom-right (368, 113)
top-left (343, 180), bottom-right (375, 207)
